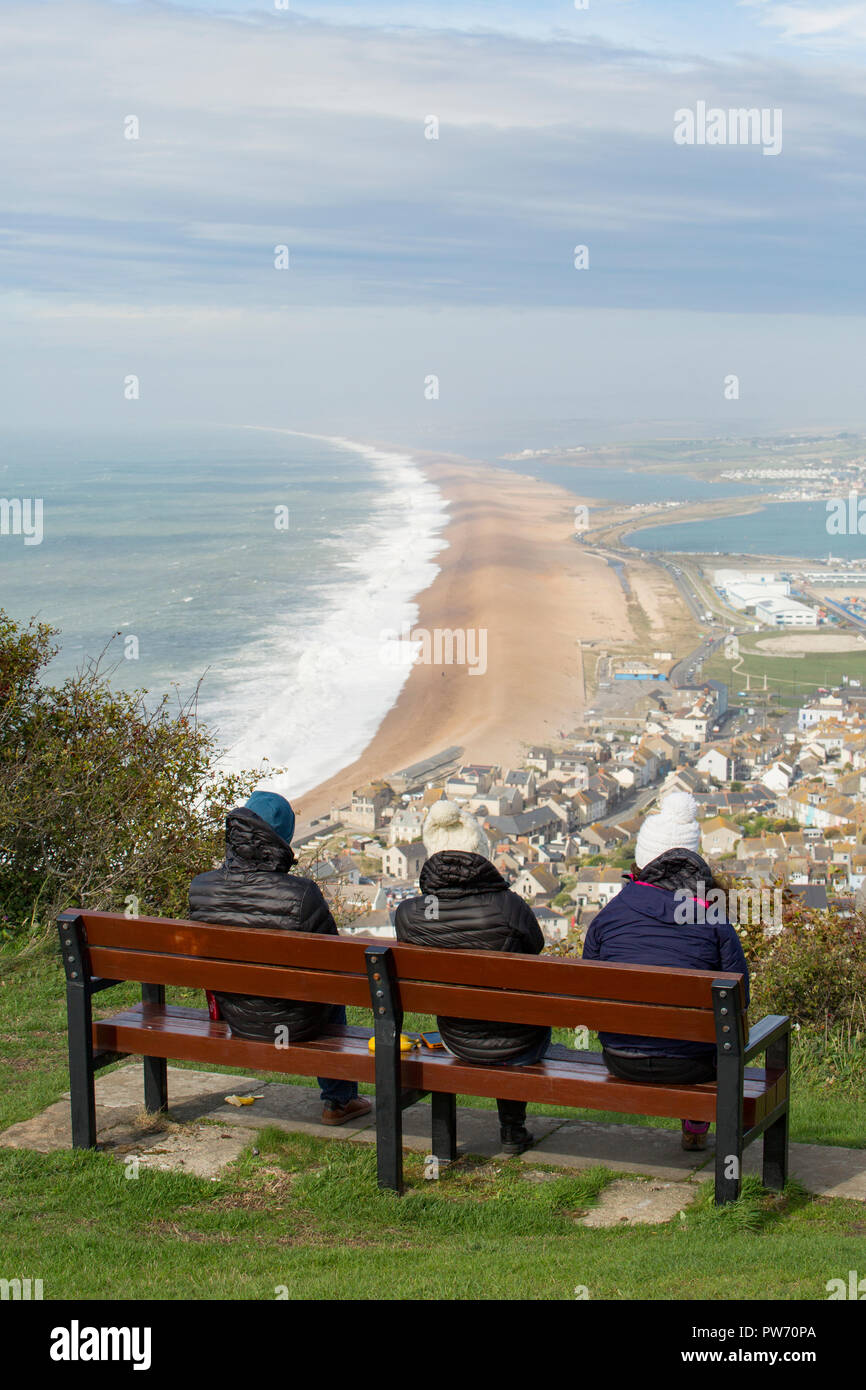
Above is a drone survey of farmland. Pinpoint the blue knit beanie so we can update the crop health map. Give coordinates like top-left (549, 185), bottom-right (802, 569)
top-left (244, 790), bottom-right (296, 846)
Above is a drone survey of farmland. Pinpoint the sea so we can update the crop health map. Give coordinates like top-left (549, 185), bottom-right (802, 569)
top-left (1, 422), bottom-right (843, 797)
top-left (624, 500), bottom-right (866, 560)
top-left (0, 427), bottom-right (448, 795)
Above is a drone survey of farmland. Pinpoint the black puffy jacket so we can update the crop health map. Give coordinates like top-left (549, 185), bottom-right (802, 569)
top-left (394, 851), bottom-right (546, 1063)
top-left (188, 807), bottom-right (338, 1042)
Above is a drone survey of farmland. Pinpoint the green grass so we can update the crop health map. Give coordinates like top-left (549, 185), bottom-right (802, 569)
top-left (704, 641), bottom-right (866, 708)
top-left (2, 940), bottom-right (864, 1300)
top-left (2, 1131), bottom-right (864, 1300)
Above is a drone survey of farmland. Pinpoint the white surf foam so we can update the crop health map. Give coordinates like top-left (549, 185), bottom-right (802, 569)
top-left (202, 432), bottom-right (449, 798)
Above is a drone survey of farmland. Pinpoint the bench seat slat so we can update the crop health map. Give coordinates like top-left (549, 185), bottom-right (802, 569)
top-left (93, 1004), bottom-right (777, 1125)
top-left (79, 913), bottom-right (746, 1009)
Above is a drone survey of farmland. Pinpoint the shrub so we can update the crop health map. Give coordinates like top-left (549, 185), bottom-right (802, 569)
top-left (0, 611), bottom-right (273, 939)
top-left (741, 896), bottom-right (866, 1029)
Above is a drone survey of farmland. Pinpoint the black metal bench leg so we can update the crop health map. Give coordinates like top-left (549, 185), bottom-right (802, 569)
top-left (67, 981), bottom-right (97, 1149)
top-left (714, 1058), bottom-right (744, 1205)
top-left (432, 1092), bottom-right (457, 1164)
top-left (713, 980), bottom-right (745, 1205)
top-left (762, 1030), bottom-right (790, 1192)
top-left (141, 984), bottom-right (168, 1114)
top-left (366, 947), bottom-right (404, 1194)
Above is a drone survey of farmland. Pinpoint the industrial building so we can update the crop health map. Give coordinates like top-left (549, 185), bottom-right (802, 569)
top-left (754, 597), bottom-right (819, 627)
top-left (715, 569), bottom-right (791, 611)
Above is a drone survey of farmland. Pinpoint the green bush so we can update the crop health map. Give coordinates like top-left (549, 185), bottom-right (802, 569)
top-left (0, 611), bottom-right (270, 939)
top-left (741, 898), bottom-right (866, 1029)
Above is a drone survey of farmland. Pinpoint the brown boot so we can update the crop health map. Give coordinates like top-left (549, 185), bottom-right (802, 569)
top-left (681, 1120), bottom-right (709, 1151)
top-left (321, 1096), bottom-right (372, 1126)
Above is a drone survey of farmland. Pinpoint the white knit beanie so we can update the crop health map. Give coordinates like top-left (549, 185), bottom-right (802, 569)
top-left (422, 799), bottom-right (491, 858)
top-left (634, 791), bottom-right (701, 870)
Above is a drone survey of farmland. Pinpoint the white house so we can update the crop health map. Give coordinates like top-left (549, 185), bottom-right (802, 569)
top-left (760, 760), bottom-right (795, 795)
top-left (696, 748), bottom-right (735, 784)
top-left (512, 865), bottom-right (560, 901)
top-left (382, 841), bottom-right (427, 881)
top-left (571, 867), bottom-right (623, 908)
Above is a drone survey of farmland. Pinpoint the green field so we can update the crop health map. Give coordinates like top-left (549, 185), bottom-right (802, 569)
top-left (704, 640), bottom-right (866, 708)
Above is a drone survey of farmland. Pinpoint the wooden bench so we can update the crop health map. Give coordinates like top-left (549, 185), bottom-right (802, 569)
top-left (57, 909), bottom-right (791, 1205)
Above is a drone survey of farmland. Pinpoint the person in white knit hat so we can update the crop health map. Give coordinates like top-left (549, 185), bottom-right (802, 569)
top-left (395, 799), bottom-right (548, 1156)
top-left (633, 790), bottom-right (702, 870)
top-left (419, 797), bottom-right (492, 858)
top-left (583, 789), bottom-right (750, 1151)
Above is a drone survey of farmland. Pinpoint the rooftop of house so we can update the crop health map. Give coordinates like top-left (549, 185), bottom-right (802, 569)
top-left (701, 815), bottom-right (741, 832)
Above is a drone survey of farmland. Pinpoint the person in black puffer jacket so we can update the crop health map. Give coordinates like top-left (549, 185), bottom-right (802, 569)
top-left (188, 790), bottom-right (372, 1126)
top-left (395, 799), bottom-right (549, 1155)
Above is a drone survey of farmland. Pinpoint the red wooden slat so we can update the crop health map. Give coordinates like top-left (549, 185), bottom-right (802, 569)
top-left (87, 944), bottom-right (718, 1040)
top-left (87, 947), bottom-right (371, 1008)
top-left (77, 912), bottom-right (745, 1009)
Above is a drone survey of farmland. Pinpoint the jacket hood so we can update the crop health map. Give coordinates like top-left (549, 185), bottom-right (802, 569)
top-left (632, 847), bottom-right (717, 895)
top-left (418, 850), bottom-right (508, 897)
top-left (225, 808), bottom-right (296, 873)
top-left (620, 848), bottom-right (717, 924)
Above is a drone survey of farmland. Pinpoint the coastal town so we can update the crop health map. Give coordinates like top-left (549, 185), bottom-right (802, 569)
top-left (295, 671), bottom-right (866, 943)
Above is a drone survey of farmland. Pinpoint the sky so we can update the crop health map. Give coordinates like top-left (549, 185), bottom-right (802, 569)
top-left (1, 0), bottom-right (865, 445)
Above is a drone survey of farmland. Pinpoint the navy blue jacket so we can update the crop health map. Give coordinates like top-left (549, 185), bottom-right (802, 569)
top-left (582, 852), bottom-right (750, 1057)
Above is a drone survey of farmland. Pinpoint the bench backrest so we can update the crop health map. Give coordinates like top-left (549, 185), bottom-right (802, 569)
top-left (65, 911), bottom-right (746, 1044)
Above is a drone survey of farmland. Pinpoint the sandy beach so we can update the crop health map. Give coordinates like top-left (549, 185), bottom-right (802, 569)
top-left (296, 450), bottom-right (635, 824)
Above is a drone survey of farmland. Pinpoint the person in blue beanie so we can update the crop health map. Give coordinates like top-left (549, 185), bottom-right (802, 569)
top-left (188, 790), bottom-right (371, 1126)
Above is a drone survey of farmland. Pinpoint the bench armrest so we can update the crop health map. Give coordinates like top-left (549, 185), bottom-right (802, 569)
top-left (744, 1014), bottom-right (791, 1065)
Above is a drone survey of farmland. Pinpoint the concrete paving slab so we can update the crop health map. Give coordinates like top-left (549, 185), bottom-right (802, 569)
top-left (64, 1062), bottom-right (268, 1124)
top-left (580, 1178), bottom-right (699, 1228)
top-left (0, 1098), bottom-right (141, 1154)
top-left (525, 1118), bottom-right (709, 1182)
top-left (741, 1138), bottom-right (866, 1201)
top-left (100, 1124), bottom-right (258, 1179)
top-left (206, 1079), bottom-right (376, 1141)
top-left (3, 1064), bottom-right (864, 1198)
top-left (347, 1100), bottom-right (564, 1158)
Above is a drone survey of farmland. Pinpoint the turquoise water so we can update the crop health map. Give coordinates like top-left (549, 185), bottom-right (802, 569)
top-left (496, 460), bottom-right (756, 504)
top-left (625, 499), bottom-right (866, 559)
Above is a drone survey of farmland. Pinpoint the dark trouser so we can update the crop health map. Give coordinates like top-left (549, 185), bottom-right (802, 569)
top-left (602, 1048), bottom-right (716, 1130)
top-left (491, 1029), bottom-right (553, 1130)
top-left (318, 1006), bottom-right (358, 1109)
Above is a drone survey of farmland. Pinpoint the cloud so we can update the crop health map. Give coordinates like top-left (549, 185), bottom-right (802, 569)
top-left (741, 2), bottom-right (866, 43)
top-left (0, 1), bottom-right (865, 433)
top-left (1, 0), bottom-right (864, 323)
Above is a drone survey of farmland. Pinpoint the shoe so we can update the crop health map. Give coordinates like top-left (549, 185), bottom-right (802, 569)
top-left (500, 1124), bottom-right (535, 1156)
top-left (321, 1097), bottom-right (372, 1126)
top-left (681, 1120), bottom-right (709, 1151)
top-left (681, 1131), bottom-right (706, 1151)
